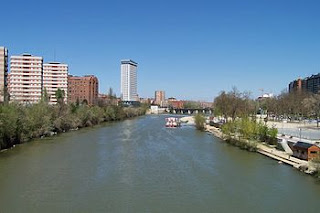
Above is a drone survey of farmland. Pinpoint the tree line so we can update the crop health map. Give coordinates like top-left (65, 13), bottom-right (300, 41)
top-left (214, 87), bottom-right (320, 123)
top-left (0, 89), bottom-right (147, 150)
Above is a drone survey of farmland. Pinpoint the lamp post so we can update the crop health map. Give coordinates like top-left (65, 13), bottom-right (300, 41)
top-left (299, 128), bottom-right (302, 141)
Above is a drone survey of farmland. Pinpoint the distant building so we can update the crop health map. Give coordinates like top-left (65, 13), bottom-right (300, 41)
top-left (289, 74), bottom-right (320, 94)
top-left (257, 93), bottom-right (274, 101)
top-left (121, 59), bottom-right (138, 101)
top-left (155, 90), bottom-right (165, 106)
top-left (43, 62), bottom-right (68, 104)
top-left (0, 47), bottom-right (8, 102)
top-left (9, 53), bottom-right (43, 104)
top-left (68, 75), bottom-right (98, 105)
top-left (168, 97), bottom-right (184, 109)
top-left (199, 101), bottom-right (213, 108)
top-left (150, 105), bottom-right (159, 114)
top-left (289, 78), bottom-right (305, 93)
top-left (140, 98), bottom-right (152, 105)
top-left (97, 93), bottom-right (118, 106)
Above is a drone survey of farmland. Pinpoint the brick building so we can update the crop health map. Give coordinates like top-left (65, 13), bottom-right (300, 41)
top-left (68, 75), bottom-right (98, 105)
top-left (292, 142), bottom-right (320, 161)
top-left (168, 97), bottom-right (184, 109)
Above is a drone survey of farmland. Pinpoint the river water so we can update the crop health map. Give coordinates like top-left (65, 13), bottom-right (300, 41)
top-left (0, 115), bottom-right (319, 212)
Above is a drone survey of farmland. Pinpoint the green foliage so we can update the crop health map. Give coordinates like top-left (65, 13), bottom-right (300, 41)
top-left (267, 127), bottom-right (278, 145)
top-left (221, 117), bottom-right (278, 146)
top-left (221, 121), bottom-right (236, 137)
top-left (41, 88), bottom-right (50, 103)
top-left (0, 102), bottom-right (146, 150)
top-left (311, 154), bottom-right (320, 178)
top-left (184, 101), bottom-right (201, 109)
top-left (194, 113), bottom-right (206, 131)
top-left (225, 138), bottom-right (257, 152)
top-left (55, 88), bottom-right (65, 105)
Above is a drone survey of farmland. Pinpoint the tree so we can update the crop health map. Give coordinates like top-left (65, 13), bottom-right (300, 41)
top-left (55, 88), bottom-right (66, 116)
top-left (214, 87), bottom-right (255, 121)
top-left (107, 87), bottom-right (117, 106)
top-left (303, 92), bottom-right (320, 127)
top-left (184, 101), bottom-right (201, 109)
top-left (55, 88), bottom-right (65, 106)
top-left (194, 113), bottom-right (206, 131)
top-left (82, 99), bottom-right (88, 105)
top-left (108, 87), bottom-right (116, 99)
top-left (41, 88), bottom-right (50, 104)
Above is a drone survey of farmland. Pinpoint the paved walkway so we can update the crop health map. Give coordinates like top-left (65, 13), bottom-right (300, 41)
top-left (257, 143), bottom-right (307, 167)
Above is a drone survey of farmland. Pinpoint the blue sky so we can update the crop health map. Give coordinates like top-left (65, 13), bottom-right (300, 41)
top-left (1, 0), bottom-right (320, 101)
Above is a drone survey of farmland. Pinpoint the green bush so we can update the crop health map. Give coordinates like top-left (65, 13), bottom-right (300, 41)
top-left (267, 127), bottom-right (278, 145)
top-left (194, 113), bottom-right (206, 131)
top-left (221, 117), bottom-right (278, 150)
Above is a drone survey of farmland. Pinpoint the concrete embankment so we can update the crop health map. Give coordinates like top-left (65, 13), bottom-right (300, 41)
top-left (204, 125), bottom-right (312, 173)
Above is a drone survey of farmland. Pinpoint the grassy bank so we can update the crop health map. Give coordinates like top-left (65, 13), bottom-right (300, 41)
top-left (0, 102), bottom-right (147, 150)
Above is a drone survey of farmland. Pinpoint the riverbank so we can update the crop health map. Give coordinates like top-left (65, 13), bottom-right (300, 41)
top-left (0, 103), bottom-right (147, 151)
top-left (205, 124), bottom-right (318, 176)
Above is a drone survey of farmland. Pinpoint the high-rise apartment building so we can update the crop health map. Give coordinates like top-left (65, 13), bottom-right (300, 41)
top-left (121, 59), bottom-right (138, 101)
top-left (0, 47), bottom-right (8, 102)
top-left (43, 62), bottom-right (68, 104)
top-left (9, 54), bottom-right (43, 104)
top-left (68, 75), bottom-right (98, 105)
top-left (289, 74), bottom-right (320, 94)
top-left (155, 90), bottom-right (165, 106)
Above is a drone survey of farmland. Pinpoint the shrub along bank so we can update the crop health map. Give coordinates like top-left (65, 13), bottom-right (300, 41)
top-left (221, 117), bottom-right (278, 152)
top-left (0, 102), bottom-right (147, 150)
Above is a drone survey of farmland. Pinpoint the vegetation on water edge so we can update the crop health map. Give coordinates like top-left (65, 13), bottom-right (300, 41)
top-left (311, 154), bottom-right (320, 178)
top-left (224, 138), bottom-right (257, 152)
top-left (220, 117), bottom-right (278, 151)
top-left (0, 99), bottom-right (147, 150)
top-left (194, 113), bottom-right (206, 131)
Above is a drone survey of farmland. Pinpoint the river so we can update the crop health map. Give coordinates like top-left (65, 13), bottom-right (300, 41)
top-left (0, 115), bottom-right (319, 212)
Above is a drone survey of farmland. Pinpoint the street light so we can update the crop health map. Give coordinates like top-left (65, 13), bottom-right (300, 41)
top-left (299, 128), bottom-right (302, 141)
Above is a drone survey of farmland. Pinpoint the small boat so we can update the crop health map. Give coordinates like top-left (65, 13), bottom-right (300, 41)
top-left (165, 117), bottom-right (181, 128)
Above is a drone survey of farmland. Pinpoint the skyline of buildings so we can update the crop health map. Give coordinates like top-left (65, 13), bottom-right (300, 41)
top-left (0, 47), bottom-right (99, 105)
top-left (1, 46), bottom-right (101, 105)
top-left (5, 46), bottom-right (320, 106)
top-left (0, 47), bottom-right (8, 102)
top-left (120, 59), bottom-right (138, 102)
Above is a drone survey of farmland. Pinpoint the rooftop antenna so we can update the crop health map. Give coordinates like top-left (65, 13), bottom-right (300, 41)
top-left (54, 48), bottom-right (56, 62)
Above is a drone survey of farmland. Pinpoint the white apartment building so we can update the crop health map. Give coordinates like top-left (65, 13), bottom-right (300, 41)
top-left (0, 47), bottom-right (8, 102)
top-left (9, 54), bottom-right (43, 104)
top-left (121, 59), bottom-right (138, 101)
top-left (43, 62), bottom-right (68, 104)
